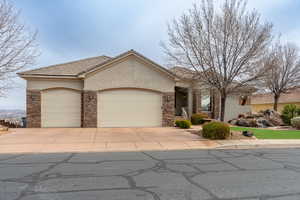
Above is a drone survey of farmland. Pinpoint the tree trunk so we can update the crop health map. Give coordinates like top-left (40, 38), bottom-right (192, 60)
top-left (220, 95), bottom-right (227, 122)
top-left (273, 94), bottom-right (280, 111)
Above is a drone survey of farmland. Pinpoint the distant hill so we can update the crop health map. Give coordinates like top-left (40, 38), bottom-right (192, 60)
top-left (0, 109), bottom-right (25, 119)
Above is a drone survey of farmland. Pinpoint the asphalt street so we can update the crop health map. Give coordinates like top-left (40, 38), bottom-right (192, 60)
top-left (1, 148), bottom-right (300, 200)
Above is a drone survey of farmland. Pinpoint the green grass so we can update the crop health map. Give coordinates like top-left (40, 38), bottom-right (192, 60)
top-left (230, 126), bottom-right (300, 139)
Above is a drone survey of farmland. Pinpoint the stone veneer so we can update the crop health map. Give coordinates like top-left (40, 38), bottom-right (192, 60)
top-left (162, 92), bottom-right (175, 127)
top-left (82, 91), bottom-right (97, 128)
top-left (26, 90), bottom-right (41, 128)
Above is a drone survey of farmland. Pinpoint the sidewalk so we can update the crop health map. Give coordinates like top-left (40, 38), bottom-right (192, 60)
top-left (0, 128), bottom-right (299, 153)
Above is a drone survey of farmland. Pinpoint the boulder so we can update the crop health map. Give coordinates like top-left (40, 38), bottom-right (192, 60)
top-left (236, 118), bottom-right (257, 127)
top-left (252, 112), bottom-right (264, 118)
top-left (242, 131), bottom-right (254, 137)
top-left (230, 109), bottom-right (284, 128)
top-left (262, 109), bottom-right (284, 126)
top-left (256, 118), bottom-right (273, 128)
top-left (229, 119), bottom-right (238, 125)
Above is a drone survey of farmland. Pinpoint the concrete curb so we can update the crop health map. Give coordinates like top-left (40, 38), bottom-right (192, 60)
top-left (215, 142), bottom-right (300, 149)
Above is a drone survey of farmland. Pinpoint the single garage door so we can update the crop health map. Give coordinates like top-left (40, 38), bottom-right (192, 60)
top-left (98, 89), bottom-right (162, 127)
top-left (41, 89), bottom-right (81, 128)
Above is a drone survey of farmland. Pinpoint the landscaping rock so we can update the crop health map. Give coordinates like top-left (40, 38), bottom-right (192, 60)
top-left (242, 131), bottom-right (254, 137)
top-left (230, 109), bottom-right (284, 128)
top-left (229, 119), bottom-right (238, 126)
top-left (252, 112), bottom-right (264, 118)
top-left (236, 119), bottom-right (250, 127)
top-left (261, 109), bottom-right (284, 126)
top-left (256, 118), bottom-right (272, 128)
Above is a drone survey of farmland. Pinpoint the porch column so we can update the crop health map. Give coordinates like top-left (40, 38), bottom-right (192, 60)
top-left (188, 88), bottom-right (193, 118)
top-left (193, 89), bottom-right (201, 113)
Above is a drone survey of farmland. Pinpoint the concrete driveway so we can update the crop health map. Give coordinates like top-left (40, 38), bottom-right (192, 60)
top-left (0, 128), bottom-right (218, 153)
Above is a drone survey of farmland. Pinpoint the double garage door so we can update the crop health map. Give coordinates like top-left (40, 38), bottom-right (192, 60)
top-left (98, 90), bottom-right (162, 127)
top-left (41, 89), bottom-right (162, 128)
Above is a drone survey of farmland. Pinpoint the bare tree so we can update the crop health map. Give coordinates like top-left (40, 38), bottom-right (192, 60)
top-left (0, 0), bottom-right (38, 95)
top-left (263, 42), bottom-right (300, 111)
top-left (162, 0), bottom-right (273, 121)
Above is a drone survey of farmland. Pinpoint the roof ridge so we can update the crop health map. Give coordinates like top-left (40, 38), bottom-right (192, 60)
top-left (19, 55), bottom-right (111, 75)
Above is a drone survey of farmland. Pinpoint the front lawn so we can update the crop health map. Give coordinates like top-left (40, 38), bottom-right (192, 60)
top-left (230, 126), bottom-right (300, 139)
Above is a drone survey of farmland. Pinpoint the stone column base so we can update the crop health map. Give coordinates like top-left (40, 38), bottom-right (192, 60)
top-left (162, 92), bottom-right (175, 127)
top-left (82, 91), bottom-right (97, 128)
top-left (26, 90), bottom-right (41, 128)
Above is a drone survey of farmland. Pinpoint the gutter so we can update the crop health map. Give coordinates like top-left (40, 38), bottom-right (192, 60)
top-left (17, 73), bottom-right (80, 79)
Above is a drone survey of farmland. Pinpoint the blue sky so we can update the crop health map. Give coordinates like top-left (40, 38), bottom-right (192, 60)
top-left (0, 0), bottom-right (300, 109)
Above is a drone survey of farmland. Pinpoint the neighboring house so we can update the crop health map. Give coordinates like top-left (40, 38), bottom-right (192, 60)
top-left (251, 88), bottom-right (300, 113)
top-left (18, 50), bottom-right (251, 128)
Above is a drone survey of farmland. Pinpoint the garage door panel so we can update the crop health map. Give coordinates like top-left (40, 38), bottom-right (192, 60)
top-left (41, 89), bottom-right (81, 128)
top-left (98, 90), bottom-right (162, 127)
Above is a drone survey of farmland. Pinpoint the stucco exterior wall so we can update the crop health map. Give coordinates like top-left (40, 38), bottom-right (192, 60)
top-left (224, 95), bottom-right (251, 122)
top-left (252, 103), bottom-right (300, 113)
top-left (84, 56), bottom-right (175, 92)
top-left (27, 79), bottom-right (83, 91)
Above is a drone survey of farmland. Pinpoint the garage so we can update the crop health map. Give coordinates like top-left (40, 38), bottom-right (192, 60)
top-left (41, 89), bottom-right (81, 128)
top-left (98, 89), bottom-right (162, 127)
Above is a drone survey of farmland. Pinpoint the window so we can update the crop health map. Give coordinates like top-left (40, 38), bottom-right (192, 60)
top-left (201, 92), bottom-right (211, 111)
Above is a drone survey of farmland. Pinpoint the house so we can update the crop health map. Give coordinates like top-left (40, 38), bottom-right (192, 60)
top-left (251, 88), bottom-right (300, 113)
top-left (18, 50), bottom-right (251, 128)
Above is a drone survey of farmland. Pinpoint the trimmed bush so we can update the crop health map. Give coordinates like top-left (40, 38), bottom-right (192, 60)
top-left (291, 117), bottom-right (300, 130)
top-left (175, 120), bottom-right (181, 127)
top-left (281, 104), bottom-right (300, 125)
top-left (175, 120), bottom-right (191, 129)
top-left (202, 121), bottom-right (230, 140)
top-left (191, 113), bottom-right (208, 125)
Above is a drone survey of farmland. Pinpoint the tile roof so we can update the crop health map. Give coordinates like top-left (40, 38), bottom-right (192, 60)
top-left (18, 55), bottom-right (111, 76)
top-left (18, 50), bottom-right (177, 79)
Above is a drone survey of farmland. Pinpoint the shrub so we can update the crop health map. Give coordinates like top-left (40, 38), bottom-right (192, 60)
top-left (181, 120), bottom-right (192, 129)
top-left (281, 104), bottom-right (300, 125)
top-left (202, 121), bottom-right (230, 140)
top-left (191, 113), bottom-right (208, 125)
top-left (175, 120), bottom-right (191, 129)
top-left (175, 120), bottom-right (181, 127)
top-left (291, 117), bottom-right (300, 130)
